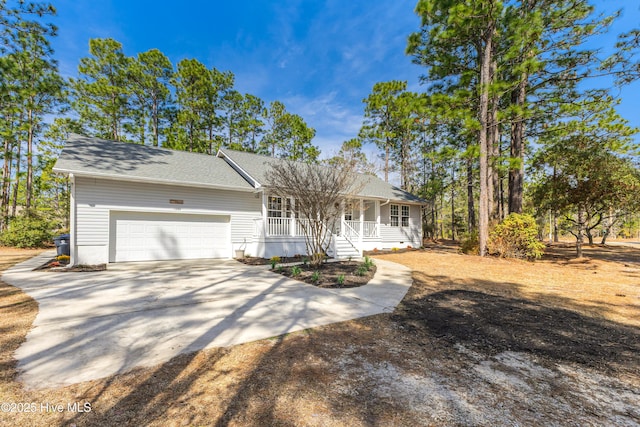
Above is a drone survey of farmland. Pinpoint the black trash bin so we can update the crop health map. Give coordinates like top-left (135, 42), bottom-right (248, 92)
top-left (53, 234), bottom-right (70, 256)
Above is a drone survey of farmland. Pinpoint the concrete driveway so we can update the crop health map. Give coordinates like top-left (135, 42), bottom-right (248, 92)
top-left (3, 252), bottom-right (412, 389)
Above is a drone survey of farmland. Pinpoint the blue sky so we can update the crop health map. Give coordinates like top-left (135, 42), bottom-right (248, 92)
top-left (51, 0), bottom-right (639, 157)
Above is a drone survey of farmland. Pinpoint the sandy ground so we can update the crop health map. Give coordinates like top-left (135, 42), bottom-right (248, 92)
top-left (0, 243), bottom-right (638, 426)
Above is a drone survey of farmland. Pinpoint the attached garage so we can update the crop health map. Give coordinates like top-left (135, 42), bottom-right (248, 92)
top-left (109, 211), bottom-right (231, 262)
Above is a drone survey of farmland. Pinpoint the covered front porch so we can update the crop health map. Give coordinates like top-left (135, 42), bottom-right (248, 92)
top-left (265, 198), bottom-right (380, 243)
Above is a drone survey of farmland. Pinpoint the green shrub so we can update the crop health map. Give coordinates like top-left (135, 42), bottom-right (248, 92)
top-left (291, 265), bottom-right (302, 277)
top-left (1, 212), bottom-right (54, 248)
top-left (270, 256), bottom-right (281, 269)
top-left (355, 265), bottom-right (368, 276)
top-left (336, 274), bottom-right (345, 285)
top-left (363, 256), bottom-right (375, 270)
top-left (488, 213), bottom-right (545, 260)
top-left (311, 271), bottom-right (321, 283)
top-left (460, 231), bottom-right (479, 255)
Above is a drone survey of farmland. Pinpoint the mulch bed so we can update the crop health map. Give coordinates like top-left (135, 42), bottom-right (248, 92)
top-left (237, 256), bottom-right (307, 266)
top-left (364, 247), bottom-right (419, 256)
top-left (270, 261), bottom-right (376, 288)
top-left (34, 258), bottom-right (106, 272)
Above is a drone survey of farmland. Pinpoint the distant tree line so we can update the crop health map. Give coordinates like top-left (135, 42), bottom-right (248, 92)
top-left (69, 38), bottom-right (318, 161)
top-left (1, 0), bottom-right (639, 256)
top-left (0, 1), bottom-right (319, 234)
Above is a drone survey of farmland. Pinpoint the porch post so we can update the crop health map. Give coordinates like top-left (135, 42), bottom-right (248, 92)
top-left (262, 192), bottom-right (268, 237)
top-left (290, 197), bottom-right (295, 236)
top-left (359, 199), bottom-right (364, 246)
top-left (376, 200), bottom-right (381, 238)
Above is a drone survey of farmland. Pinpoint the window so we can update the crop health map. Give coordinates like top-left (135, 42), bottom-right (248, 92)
top-left (390, 204), bottom-right (399, 227)
top-left (401, 205), bottom-right (410, 227)
top-left (268, 196), bottom-right (282, 218)
top-left (344, 200), bottom-right (357, 221)
top-left (390, 204), bottom-right (410, 227)
top-left (268, 196), bottom-right (292, 218)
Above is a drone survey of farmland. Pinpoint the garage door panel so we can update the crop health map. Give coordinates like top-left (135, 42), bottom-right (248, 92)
top-left (110, 212), bottom-right (230, 262)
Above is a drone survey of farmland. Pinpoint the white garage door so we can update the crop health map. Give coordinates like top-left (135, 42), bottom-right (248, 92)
top-left (110, 211), bottom-right (230, 262)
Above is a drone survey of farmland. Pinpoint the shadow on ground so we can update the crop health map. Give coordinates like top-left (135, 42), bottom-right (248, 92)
top-left (392, 288), bottom-right (640, 373)
top-left (2, 248), bottom-right (639, 426)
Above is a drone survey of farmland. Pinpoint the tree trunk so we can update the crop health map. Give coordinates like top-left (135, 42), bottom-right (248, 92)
top-left (553, 210), bottom-right (559, 242)
top-left (384, 139), bottom-right (389, 183)
top-left (586, 228), bottom-right (594, 245)
top-left (488, 51), bottom-right (500, 222)
top-left (1, 130), bottom-right (12, 230)
top-left (576, 206), bottom-right (585, 258)
top-left (152, 97), bottom-right (159, 147)
top-left (508, 74), bottom-right (527, 214)
top-left (498, 135), bottom-right (505, 220)
top-left (466, 156), bottom-right (475, 232)
top-left (11, 139), bottom-right (21, 217)
top-left (26, 107), bottom-right (34, 210)
top-left (440, 192), bottom-right (444, 239)
top-left (451, 164), bottom-right (455, 241)
top-left (600, 209), bottom-right (617, 244)
top-left (478, 25), bottom-right (494, 256)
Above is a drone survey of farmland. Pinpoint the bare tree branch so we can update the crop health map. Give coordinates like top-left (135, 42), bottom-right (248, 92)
top-left (265, 159), bottom-right (364, 267)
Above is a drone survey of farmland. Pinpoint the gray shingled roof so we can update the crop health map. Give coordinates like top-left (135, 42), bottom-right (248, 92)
top-left (218, 148), bottom-right (425, 204)
top-left (53, 135), bottom-right (255, 191)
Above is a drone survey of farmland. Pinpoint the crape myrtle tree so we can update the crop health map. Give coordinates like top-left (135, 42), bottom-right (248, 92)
top-left (265, 160), bottom-right (362, 268)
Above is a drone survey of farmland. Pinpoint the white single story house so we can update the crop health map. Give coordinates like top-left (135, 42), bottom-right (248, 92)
top-left (53, 134), bottom-right (425, 265)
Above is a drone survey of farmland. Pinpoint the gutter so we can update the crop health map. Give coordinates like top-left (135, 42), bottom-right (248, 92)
top-left (51, 169), bottom-right (257, 193)
top-left (69, 173), bottom-right (77, 266)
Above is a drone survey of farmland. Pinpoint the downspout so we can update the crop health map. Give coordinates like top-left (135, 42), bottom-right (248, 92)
top-left (378, 199), bottom-right (390, 241)
top-left (69, 173), bottom-right (77, 266)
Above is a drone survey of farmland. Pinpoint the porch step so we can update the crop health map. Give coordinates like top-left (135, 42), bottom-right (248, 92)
top-left (330, 236), bottom-right (361, 259)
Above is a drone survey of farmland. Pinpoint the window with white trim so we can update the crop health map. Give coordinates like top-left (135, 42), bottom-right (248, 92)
top-left (401, 205), bottom-right (410, 227)
top-left (390, 204), bottom-right (410, 227)
top-left (390, 204), bottom-right (399, 227)
top-left (268, 196), bottom-right (292, 218)
top-left (344, 200), bottom-right (357, 221)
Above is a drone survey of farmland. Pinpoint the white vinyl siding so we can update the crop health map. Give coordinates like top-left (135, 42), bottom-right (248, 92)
top-left (379, 203), bottom-right (421, 245)
top-left (74, 177), bottom-right (261, 263)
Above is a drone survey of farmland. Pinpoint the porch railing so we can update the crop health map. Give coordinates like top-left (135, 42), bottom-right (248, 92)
top-left (267, 218), bottom-right (379, 238)
top-left (343, 220), bottom-right (360, 239)
top-left (362, 221), bottom-right (379, 238)
top-left (266, 217), bottom-right (291, 236)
